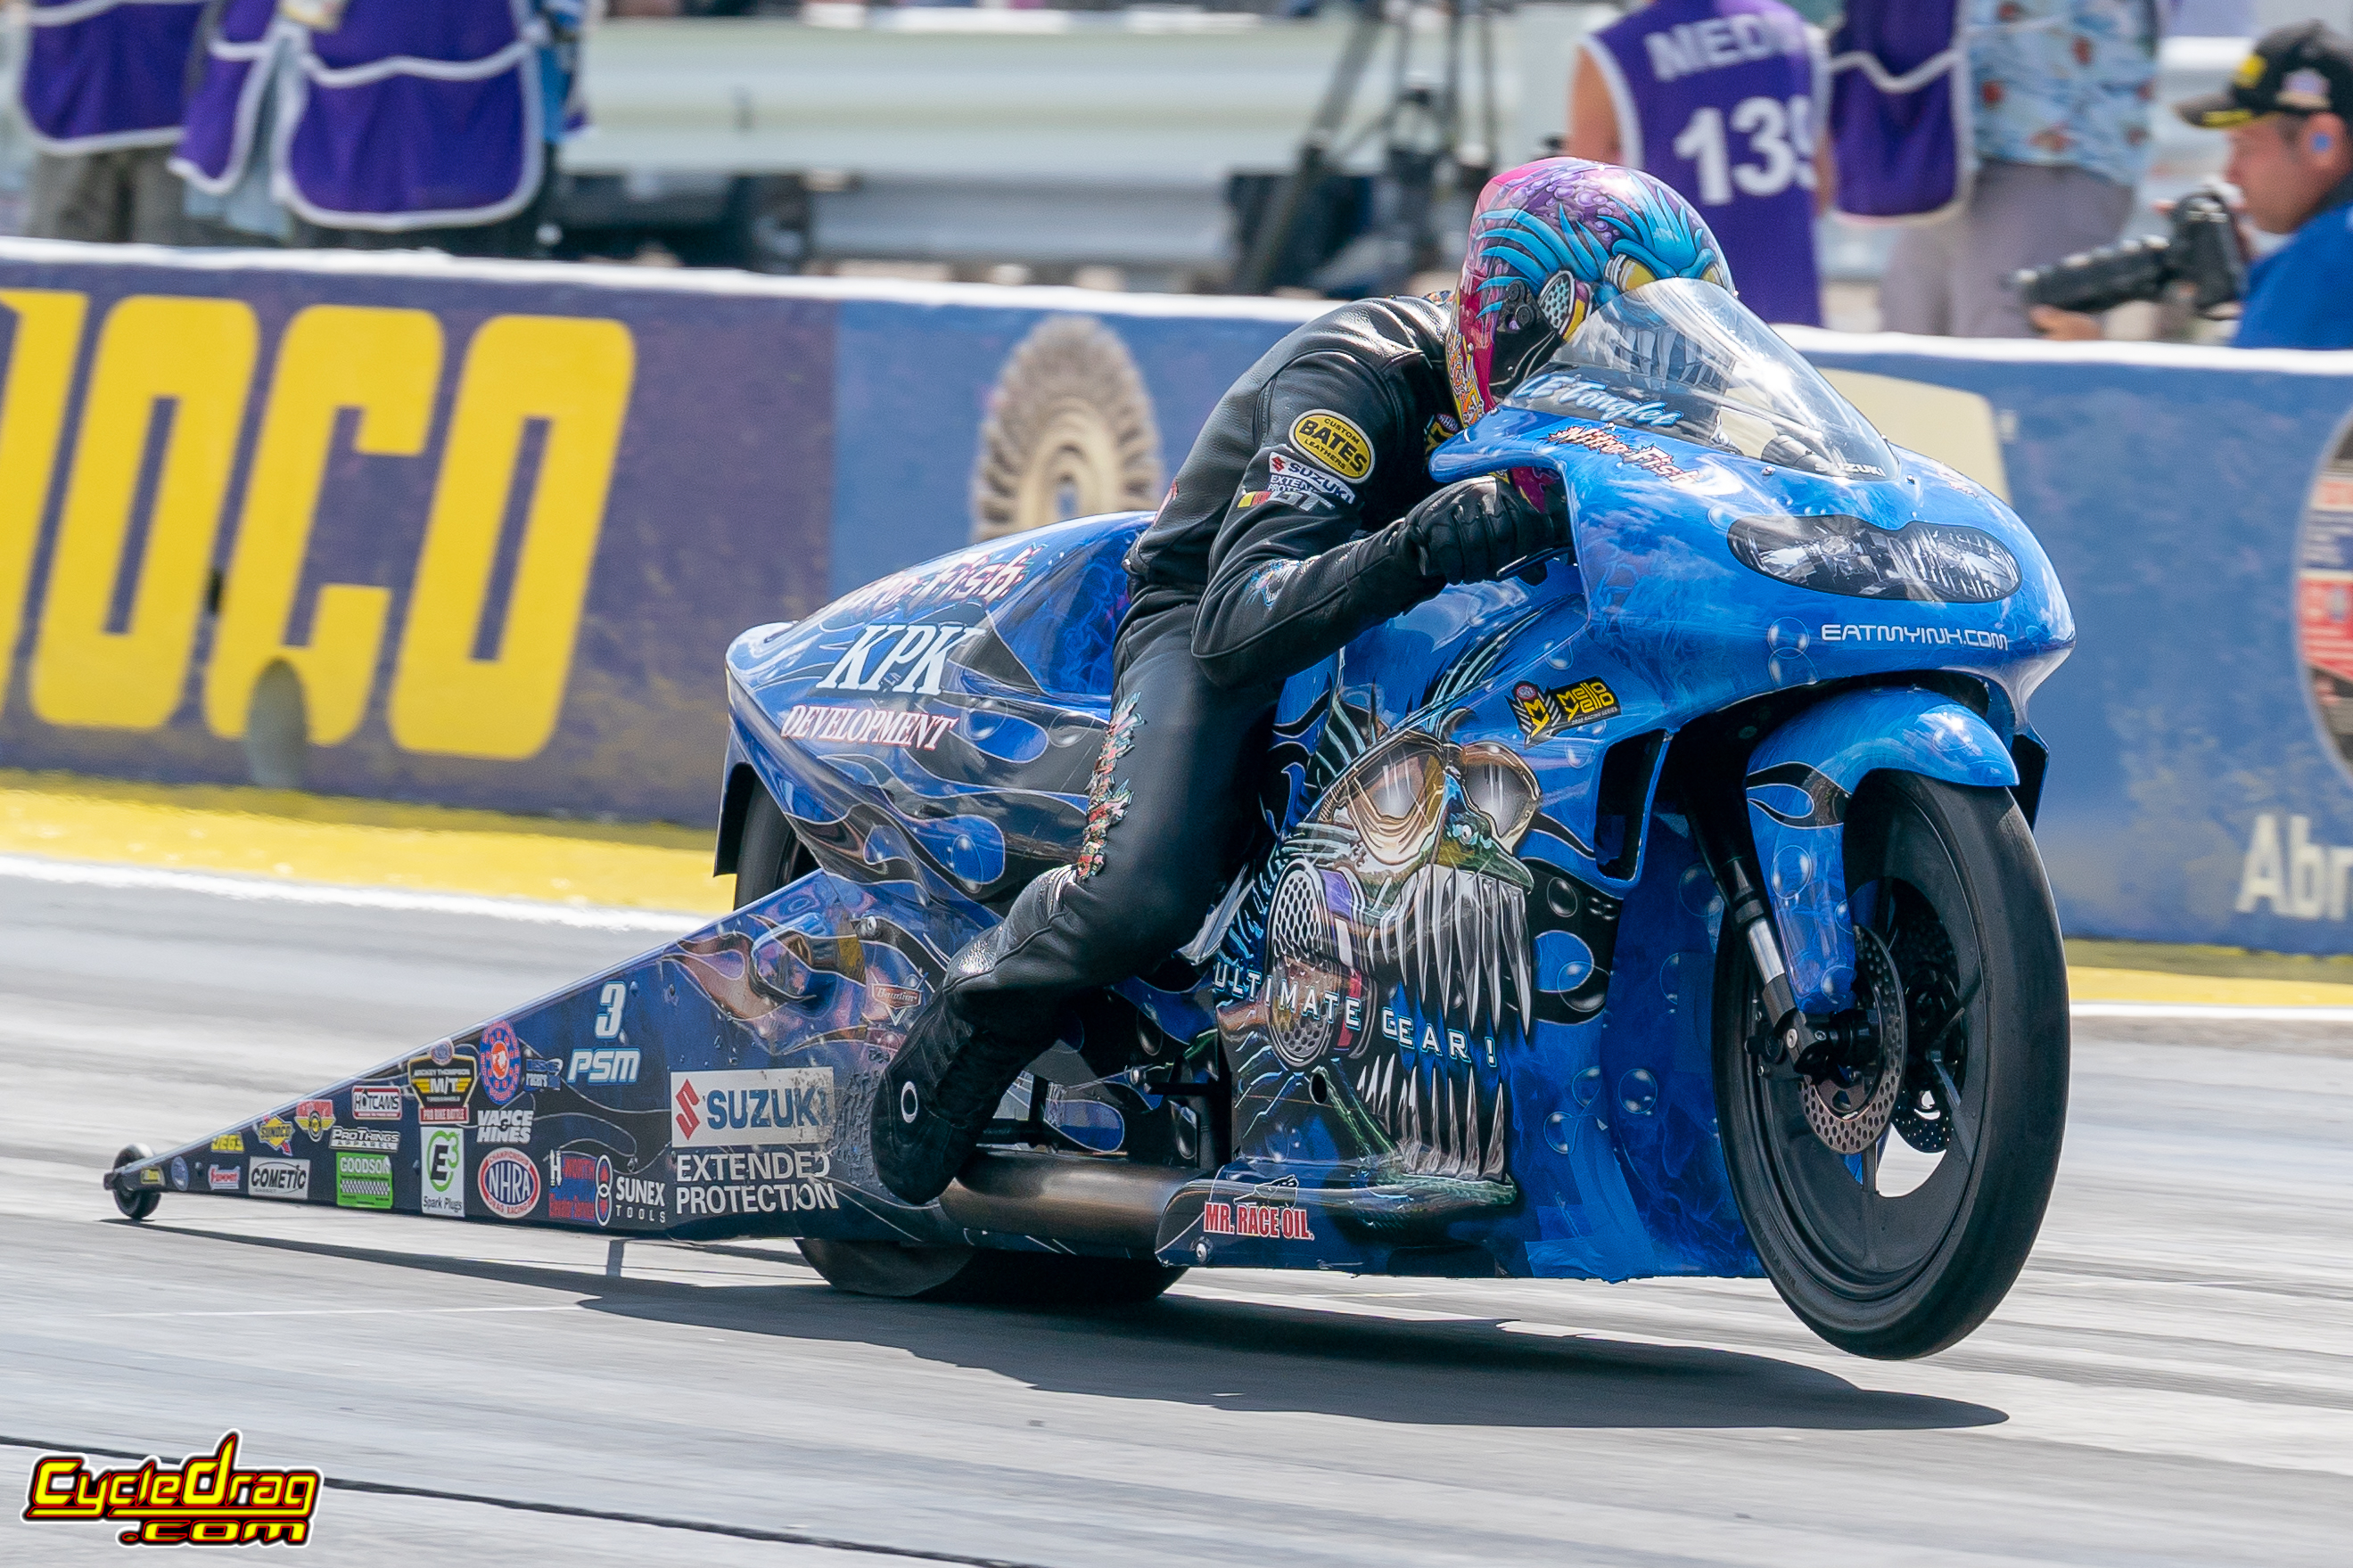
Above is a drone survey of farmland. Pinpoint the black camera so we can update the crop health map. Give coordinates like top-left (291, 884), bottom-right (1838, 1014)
top-left (2012, 187), bottom-right (2247, 316)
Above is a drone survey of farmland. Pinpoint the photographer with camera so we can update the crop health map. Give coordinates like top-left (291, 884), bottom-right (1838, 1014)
top-left (2031, 22), bottom-right (2353, 348)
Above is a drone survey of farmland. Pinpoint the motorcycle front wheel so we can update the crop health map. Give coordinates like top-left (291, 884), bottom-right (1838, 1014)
top-left (1713, 772), bottom-right (2069, 1359)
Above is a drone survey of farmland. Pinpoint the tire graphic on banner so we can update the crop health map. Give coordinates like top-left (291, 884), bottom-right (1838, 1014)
top-left (2297, 410), bottom-right (2353, 776)
top-left (969, 316), bottom-right (1163, 541)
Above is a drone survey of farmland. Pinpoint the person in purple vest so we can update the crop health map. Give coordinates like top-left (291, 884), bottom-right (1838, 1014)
top-left (1566, 0), bottom-right (1832, 326)
top-left (17, 0), bottom-right (206, 242)
top-left (173, 0), bottom-right (583, 256)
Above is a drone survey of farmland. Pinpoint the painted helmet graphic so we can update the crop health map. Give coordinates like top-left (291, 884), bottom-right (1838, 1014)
top-left (1444, 158), bottom-right (1736, 426)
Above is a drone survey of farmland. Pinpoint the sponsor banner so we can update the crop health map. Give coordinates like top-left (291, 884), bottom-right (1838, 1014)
top-left (249, 1159), bottom-right (310, 1202)
top-left (407, 1042), bottom-right (476, 1126)
top-left (673, 1146), bottom-right (838, 1218)
top-left (670, 1068), bottom-right (834, 1149)
top-left (329, 1127), bottom-right (399, 1153)
top-left (0, 242), bottom-right (832, 824)
top-left (206, 1163), bottom-right (242, 1193)
top-left (421, 1128), bottom-right (465, 1219)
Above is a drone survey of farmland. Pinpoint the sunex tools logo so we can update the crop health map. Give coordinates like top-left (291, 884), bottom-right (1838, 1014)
top-left (671, 1068), bottom-right (834, 1148)
top-left (476, 1147), bottom-right (539, 1219)
top-left (22, 1432), bottom-right (320, 1546)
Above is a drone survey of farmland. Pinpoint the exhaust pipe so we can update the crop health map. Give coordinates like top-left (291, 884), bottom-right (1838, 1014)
top-left (940, 1150), bottom-right (1191, 1251)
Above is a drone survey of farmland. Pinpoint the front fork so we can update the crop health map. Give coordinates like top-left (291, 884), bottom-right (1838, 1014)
top-left (1691, 804), bottom-right (1813, 1064)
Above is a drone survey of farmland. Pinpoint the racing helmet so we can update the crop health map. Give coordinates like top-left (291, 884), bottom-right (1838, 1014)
top-left (1444, 159), bottom-right (1737, 426)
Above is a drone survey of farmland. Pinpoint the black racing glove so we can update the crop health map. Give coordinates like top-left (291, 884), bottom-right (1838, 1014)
top-left (1396, 475), bottom-right (1558, 586)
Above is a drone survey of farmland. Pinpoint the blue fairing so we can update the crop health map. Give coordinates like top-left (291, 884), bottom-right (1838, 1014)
top-left (1745, 690), bottom-right (2020, 1011)
top-left (677, 387), bottom-right (2072, 1281)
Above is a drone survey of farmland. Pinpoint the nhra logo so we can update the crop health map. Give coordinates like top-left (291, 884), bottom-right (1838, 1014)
top-left (545, 1151), bottom-right (613, 1228)
top-left (476, 1147), bottom-right (539, 1220)
top-left (479, 1021), bottom-right (525, 1106)
top-left (671, 1068), bottom-right (834, 1149)
top-left (350, 1082), bottom-right (403, 1121)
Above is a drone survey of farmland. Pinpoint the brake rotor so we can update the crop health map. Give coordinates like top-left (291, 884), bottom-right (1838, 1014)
top-left (1800, 925), bottom-right (1905, 1155)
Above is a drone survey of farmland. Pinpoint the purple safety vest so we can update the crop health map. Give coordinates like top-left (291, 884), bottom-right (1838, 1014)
top-left (19, 0), bottom-right (208, 152)
top-left (1583, 0), bottom-right (1825, 326)
top-left (1824, 0), bottom-right (1970, 222)
top-left (176, 0), bottom-right (542, 231)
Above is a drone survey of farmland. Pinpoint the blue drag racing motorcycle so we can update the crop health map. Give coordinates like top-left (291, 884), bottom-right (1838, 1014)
top-left (111, 280), bottom-right (2072, 1359)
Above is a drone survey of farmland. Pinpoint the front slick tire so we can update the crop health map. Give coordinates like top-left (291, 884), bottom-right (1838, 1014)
top-left (1715, 773), bottom-right (2068, 1359)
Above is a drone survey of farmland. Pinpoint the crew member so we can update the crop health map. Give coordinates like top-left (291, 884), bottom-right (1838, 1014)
top-left (871, 161), bottom-right (1736, 1205)
top-left (17, 0), bottom-right (205, 243)
top-left (1566, 0), bottom-right (1829, 325)
top-left (2036, 21), bottom-right (2353, 349)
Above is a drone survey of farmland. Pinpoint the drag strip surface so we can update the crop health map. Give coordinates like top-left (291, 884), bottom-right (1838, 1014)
top-left (3, 877), bottom-right (2349, 1566)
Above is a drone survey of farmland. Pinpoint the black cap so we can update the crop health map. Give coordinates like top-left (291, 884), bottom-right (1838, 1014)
top-left (2176, 21), bottom-right (2353, 128)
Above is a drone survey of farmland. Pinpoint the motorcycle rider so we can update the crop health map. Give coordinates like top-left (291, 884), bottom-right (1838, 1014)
top-left (871, 159), bottom-right (1738, 1204)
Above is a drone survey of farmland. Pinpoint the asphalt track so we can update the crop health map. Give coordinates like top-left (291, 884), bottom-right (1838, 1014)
top-left (3, 868), bottom-right (2349, 1566)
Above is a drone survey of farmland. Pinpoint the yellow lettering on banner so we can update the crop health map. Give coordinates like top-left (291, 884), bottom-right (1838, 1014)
top-left (203, 306), bottom-right (443, 745)
top-left (0, 290), bottom-right (87, 720)
top-left (389, 316), bottom-right (634, 760)
top-left (30, 296), bottom-right (258, 729)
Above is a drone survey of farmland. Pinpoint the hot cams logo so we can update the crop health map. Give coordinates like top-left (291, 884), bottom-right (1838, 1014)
top-left (22, 1433), bottom-right (320, 1546)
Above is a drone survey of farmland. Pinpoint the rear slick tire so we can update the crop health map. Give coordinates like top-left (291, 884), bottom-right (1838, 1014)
top-left (1713, 772), bottom-right (2069, 1359)
top-left (733, 785), bottom-right (1187, 1309)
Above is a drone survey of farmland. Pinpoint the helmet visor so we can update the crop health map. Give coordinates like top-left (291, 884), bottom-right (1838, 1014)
top-left (1509, 280), bottom-right (1898, 482)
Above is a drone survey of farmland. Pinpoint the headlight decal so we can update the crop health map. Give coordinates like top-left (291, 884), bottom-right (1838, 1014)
top-left (1728, 513), bottom-right (2020, 603)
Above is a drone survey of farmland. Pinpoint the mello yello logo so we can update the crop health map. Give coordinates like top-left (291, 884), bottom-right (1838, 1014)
top-left (0, 293), bottom-right (636, 761)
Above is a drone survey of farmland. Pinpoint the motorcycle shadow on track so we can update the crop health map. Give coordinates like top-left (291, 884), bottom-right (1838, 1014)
top-left (142, 1222), bottom-right (2005, 1434)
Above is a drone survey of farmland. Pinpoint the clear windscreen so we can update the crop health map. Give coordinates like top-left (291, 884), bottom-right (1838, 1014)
top-left (1504, 279), bottom-right (1899, 481)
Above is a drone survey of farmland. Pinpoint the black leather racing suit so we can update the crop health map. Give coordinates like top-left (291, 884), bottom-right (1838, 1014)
top-left (940, 295), bottom-right (1463, 1048)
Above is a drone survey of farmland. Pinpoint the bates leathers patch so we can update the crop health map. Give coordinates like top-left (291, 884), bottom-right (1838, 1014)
top-left (1289, 410), bottom-right (1375, 480)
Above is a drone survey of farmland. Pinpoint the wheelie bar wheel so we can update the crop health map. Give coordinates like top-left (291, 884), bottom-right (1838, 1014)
top-left (109, 1143), bottom-right (160, 1222)
top-left (1713, 773), bottom-right (2069, 1359)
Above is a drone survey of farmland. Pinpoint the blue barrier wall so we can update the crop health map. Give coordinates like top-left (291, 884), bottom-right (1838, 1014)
top-left (2, 242), bottom-right (2351, 952)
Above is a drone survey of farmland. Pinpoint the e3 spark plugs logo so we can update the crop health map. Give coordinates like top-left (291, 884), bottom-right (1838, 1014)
top-left (22, 1432), bottom-right (320, 1546)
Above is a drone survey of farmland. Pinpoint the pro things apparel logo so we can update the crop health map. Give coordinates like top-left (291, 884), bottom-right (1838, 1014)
top-left (22, 1432), bottom-right (320, 1546)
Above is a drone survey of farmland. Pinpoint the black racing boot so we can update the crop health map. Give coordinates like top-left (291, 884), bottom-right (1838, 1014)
top-left (869, 991), bottom-right (1037, 1205)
